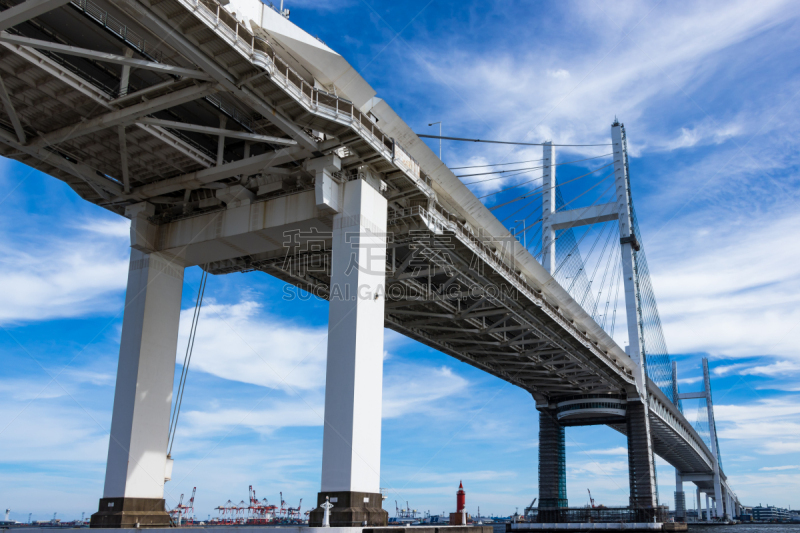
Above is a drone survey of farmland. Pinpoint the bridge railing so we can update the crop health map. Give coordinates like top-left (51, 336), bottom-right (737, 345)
top-left (184, 0), bottom-right (401, 155)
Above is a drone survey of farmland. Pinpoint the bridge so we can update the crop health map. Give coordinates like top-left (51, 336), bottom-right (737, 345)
top-left (0, 0), bottom-right (738, 527)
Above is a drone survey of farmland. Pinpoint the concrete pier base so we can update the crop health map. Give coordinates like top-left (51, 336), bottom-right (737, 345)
top-left (88, 497), bottom-right (170, 528)
top-left (307, 491), bottom-right (388, 527)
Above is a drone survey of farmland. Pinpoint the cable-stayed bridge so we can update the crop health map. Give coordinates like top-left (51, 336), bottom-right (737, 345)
top-left (0, 0), bottom-right (737, 527)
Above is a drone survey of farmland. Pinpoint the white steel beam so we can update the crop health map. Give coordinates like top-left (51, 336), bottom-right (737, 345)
top-left (133, 122), bottom-right (214, 168)
top-left (118, 125), bottom-right (130, 193)
top-left (0, 73), bottom-right (25, 142)
top-left (0, 40), bottom-right (111, 103)
top-left (549, 203), bottom-right (618, 230)
top-left (0, 40), bottom-right (214, 167)
top-left (0, 32), bottom-right (214, 80)
top-left (116, 1), bottom-right (319, 152)
top-left (30, 82), bottom-right (216, 147)
top-left (678, 391), bottom-right (706, 400)
top-left (0, 0), bottom-right (71, 31)
top-left (111, 79), bottom-right (182, 105)
top-left (0, 127), bottom-right (124, 197)
top-left (119, 47), bottom-right (134, 96)
top-left (136, 117), bottom-right (296, 145)
top-left (127, 146), bottom-right (303, 198)
top-left (681, 474), bottom-right (713, 482)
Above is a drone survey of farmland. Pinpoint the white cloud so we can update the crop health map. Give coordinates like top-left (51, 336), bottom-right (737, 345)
top-left (759, 465), bottom-right (799, 471)
top-left (658, 120), bottom-right (743, 151)
top-left (570, 459), bottom-right (628, 476)
top-left (177, 300), bottom-right (328, 391)
top-left (648, 210), bottom-right (800, 357)
top-left (715, 397), bottom-right (800, 456)
top-left (547, 69), bottom-right (570, 80)
top-left (75, 218), bottom-right (130, 238)
top-left (741, 360), bottom-right (800, 376)
top-left (580, 446), bottom-right (628, 456)
top-left (171, 299), bottom-right (470, 440)
top-left (715, 398), bottom-right (800, 422)
top-left (383, 364), bottom-right (468, 418)
top-left (715, 360), bottom-right (800, 377)
top-left (0, 219), bottom-right (129, 325)
top-left (408, 0), bottom-right (800, 153)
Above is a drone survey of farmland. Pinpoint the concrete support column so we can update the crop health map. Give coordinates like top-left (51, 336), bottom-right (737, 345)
top-left (537, 408), bottom-right (567, 520)
top-left (674, 470), bottom-right (685, 521)
top-left (696, 487), bottom-right (701, 522)
top-left (91, 248), bottom-right (185, 528)
top-left (541, 141), bottom-right (556, 273)
top-left (726, 491), bottom-right (733, 519)
top-left (626, 400), bottom-right (658, 519)
top-left (309, 178), bottom-right (388, 527)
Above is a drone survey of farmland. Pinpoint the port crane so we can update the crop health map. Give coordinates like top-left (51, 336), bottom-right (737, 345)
top-left (587, 489), bottom-right (595, 508)
top-left (279, 492), bottom-right (287, 518)
top-left (524, 498), bottom-right (537, 518)
top-left (288, 499), bottom-right (303, 520)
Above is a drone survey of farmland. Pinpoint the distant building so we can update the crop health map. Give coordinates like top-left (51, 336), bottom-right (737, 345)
top-left (752, 505), bottom-right (790, 521)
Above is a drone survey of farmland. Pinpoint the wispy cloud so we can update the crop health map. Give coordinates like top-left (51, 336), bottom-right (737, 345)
top-left (0, 222), bottom-right (129, 325)
top-left (177, 300), bottom-right (328, 391)
top-left (715, 397), bottom-right (800, 456)
top-left (759, 465), bottom-right (799, 471)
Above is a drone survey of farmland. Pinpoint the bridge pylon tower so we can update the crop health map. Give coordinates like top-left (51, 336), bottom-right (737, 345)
top-left (675, 358), bottom-right (735, 520)
top-left (536, 121), bottom-right (659, 520)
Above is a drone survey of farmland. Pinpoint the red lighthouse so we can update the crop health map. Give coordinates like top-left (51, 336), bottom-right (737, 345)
top-left (456, 481), bottom-right (466, 512)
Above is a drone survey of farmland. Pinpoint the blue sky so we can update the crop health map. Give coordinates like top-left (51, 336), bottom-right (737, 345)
top-left (3, 0), bottom-right (800, 522)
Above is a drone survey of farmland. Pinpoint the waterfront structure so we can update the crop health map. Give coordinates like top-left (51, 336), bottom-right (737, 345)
top-left (0, 0), bottom-right (739, 527)
top-left (752, 505), bottom-right (791, 521)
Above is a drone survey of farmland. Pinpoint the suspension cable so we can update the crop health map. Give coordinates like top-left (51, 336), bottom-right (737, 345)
top-left (545, 180), bottom-right (617, 277)
top-left (580, 223), bottom-right (616, 308)
top-left (592, 232), bottom-right (617, 316)
top-left (486, 162), bottom-right (616, 209)
top-left (417, 134), bottom-right (612, 147)
top-left (167, 266), bottom-right (208, 456)
top-left (477, 158), bottom-right (617, 200)
top-left (599, 254), bottom-right (621, 330)
top-left (566, 222), bottom-right (612, 296)
top-left (610, 257), bottom-right (623, 337)
top-left (459, 153), bottom-right (612, 180)
top-left (449, 158), bottom-right (543, 170)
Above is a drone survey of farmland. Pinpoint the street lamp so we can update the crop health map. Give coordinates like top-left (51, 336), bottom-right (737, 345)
top-left (428, 121), bottom-right (442, 160)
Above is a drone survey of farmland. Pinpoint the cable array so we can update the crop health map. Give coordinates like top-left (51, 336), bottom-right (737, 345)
top-left (631, 202), bottom-right (681, 408)
top-left (476, 132), bottom-right (683, 412)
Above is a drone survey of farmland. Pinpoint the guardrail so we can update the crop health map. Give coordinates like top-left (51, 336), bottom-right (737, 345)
top-left (71, 0), bottom-right (163, 63)
top-left (184, 0), bottom-right (423, 181)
